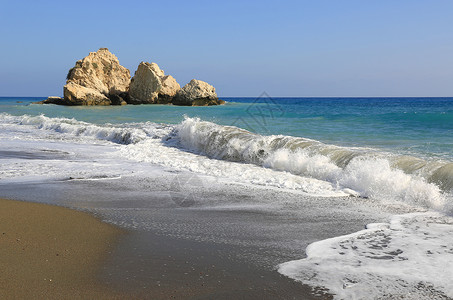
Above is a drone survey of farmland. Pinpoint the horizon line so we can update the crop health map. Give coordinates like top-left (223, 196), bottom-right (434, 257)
top-left (1, 95), bottom-right (453, 99)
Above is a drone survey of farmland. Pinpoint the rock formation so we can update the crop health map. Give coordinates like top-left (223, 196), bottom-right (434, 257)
top-left (173, 79), bottom-right (225, 106)
top-left (39, 48), bottom-right (225, 106)
top-left (129, 62), bottom-right (180, 104)
top-left (61, 48), bottom-right (130, 105)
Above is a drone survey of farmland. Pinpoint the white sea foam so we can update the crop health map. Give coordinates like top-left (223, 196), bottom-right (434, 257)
top-left (174, 117), bottom-right (450, 211)
top-left (120, 138), bottom-right (344, 197)
top-left (0, 112), bottom-right (169, 144)
top-left (278, 212), bottom-right (453, 299)
top-left (0, 113), bottom-right (451, 211)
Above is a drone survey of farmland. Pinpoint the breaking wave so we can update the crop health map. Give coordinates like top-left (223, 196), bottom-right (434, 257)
top-left (0, 113), bottom-right (170, 144)
top-left (1, 113), bottom-right (452, 212)
top-left (176, 117), bottom-right (452, 211)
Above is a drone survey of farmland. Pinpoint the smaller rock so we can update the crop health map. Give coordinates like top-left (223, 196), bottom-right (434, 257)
top-left (129, 62), bottom-right (162, 104)
top-left (128, 62), bottom-right (181, 104)
top-left (158, 75), bottom-right (181, 104)
top-left (173, 79), bottom-right (224, 106)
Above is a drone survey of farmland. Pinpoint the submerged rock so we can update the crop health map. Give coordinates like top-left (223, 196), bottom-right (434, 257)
top-left (63, 48), bottom-right (130, 105)
top-left (129, 62), bottom-right (180, 104)
top-left (34, 96), bottom-right (69, 105)
top-left (173, 79), bottom-right (224, 106)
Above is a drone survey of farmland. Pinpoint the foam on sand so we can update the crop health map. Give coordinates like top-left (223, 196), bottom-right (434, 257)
top-left (278, 212), bottom-right (453, 299)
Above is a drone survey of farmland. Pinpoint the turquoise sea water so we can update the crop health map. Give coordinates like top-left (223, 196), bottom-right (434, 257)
top-left (2, 96), bottom-right (452, 160)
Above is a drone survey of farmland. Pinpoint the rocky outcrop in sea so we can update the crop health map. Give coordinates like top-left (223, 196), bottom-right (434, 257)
top-left (39, 48), bottom-right (223, 106)
top-left (173, 79), bottom-right (224, 106)
top-left (129, 62), bottom-right (180, 104)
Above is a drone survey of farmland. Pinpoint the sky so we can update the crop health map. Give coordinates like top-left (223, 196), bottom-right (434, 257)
top-left (1, 0), bottom-right (452, 97)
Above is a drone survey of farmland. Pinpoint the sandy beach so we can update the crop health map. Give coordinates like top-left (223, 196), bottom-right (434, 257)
top-left (0, 198), bottom-right (125, 299)
top-left (0, 197), bottom-right (329, 299)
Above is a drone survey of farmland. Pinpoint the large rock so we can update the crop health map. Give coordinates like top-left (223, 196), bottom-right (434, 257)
top-left (63, 48), bottom-right (130, 105)
top-left (173, 79), bottom-right (224, 106)
top-left (129, 62), bottom-right (180, 104)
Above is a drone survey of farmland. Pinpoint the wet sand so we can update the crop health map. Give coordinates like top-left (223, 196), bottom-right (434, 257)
top-left (102, 230), bottom-right (330, 299)
top-left (0, 197), bottom-right (331, 299)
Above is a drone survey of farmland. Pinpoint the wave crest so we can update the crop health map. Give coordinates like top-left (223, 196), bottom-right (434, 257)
top-left (1, 113), bottom-right (451, 212)
top-left (176, 117), bottom-right (450, 211)
top-left (0, 113), bottom-right (167, 144)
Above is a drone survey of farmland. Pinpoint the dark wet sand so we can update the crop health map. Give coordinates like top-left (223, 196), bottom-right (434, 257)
top-left (0, 198), bottom-right (331, 299)
top-left (102, 230), bottom-right (331, 299)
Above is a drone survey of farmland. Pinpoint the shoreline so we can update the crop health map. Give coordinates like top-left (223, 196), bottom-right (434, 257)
top-left (0, 197), bottom-right (330, 299)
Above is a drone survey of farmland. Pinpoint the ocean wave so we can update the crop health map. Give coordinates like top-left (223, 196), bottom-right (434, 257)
top-left (0, 113), bottom-right (170, 144)
top-left (1, 113), bottom-right (452, 211)
top-left (175, 117), bottom-right (452, 211)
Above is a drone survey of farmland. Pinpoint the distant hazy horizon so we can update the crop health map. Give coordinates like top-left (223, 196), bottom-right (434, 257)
top-left (1, 0), bottom-right (452, 97)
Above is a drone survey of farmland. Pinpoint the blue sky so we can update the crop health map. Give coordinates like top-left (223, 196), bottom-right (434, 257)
top-left (1, 0), bottom-right (452, 97)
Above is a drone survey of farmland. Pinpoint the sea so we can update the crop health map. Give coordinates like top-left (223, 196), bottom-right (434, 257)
top-left (1, 96), bottom-right (452, 299)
